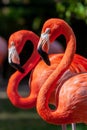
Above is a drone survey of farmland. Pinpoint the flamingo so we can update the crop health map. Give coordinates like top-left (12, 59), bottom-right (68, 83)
top-left (36, 18), bottom-right (87, 129)
top-left (7, 30), bottom-right (41, 108)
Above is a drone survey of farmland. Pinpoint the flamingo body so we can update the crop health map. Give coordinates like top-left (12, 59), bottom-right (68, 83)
top-left (31, 53), bottom-right (87, 105)
top-left (57, 73), bottom-right (87, 124)
top-left (36, 18), bottom-right (87, 126)
top-left (40, 73), bottom-right (87, 125)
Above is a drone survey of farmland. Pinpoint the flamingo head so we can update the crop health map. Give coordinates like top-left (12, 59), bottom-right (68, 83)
top-left (37, 28), bottom-right (51, 66)
top-left (37, 19), bottom-right (62, 66)
top-left (8, 41), bottom-right (24, 73)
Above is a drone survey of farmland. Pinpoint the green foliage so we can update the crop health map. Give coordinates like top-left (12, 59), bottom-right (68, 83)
top-left (56, 0), bottom-right (87, 23)
top-left (0, 0), bottom-right (87, 39)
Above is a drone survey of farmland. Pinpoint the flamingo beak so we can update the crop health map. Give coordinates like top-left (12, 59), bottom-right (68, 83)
top-left (8, 42), bottom-right (24, 73)
top-left (37, 28), bottom-right (51, 66)
top-left (10, 61), bottom-right (24, 73)
top-left (37, 42), bottom-right (50, 66)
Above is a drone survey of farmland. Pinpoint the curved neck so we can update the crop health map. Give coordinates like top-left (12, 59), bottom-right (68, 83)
top-left (7, 73), bottom-right (37, 108)
top-left (11, 30), bottom-right (40, 77)
top-left (21, 31), bottom-right (40, 76)
top-left (37, 19), bottom-right (76, 124)
top-left (47, 19), bottom-right (76, 84)
top-left (40, 19), bottom-right (76, 94)
top-left (7, 30), bottom-right (40, 108)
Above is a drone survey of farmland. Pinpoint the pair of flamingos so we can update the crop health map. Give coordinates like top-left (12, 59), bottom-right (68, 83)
top-left (7, 18), bottom-right (87, 130)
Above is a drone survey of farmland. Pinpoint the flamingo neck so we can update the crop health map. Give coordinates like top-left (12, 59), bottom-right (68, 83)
top-left (20, 31), bottom-right (40, 75)
top-left (7, 72), bottom-right (37, 108)
top-left (48, 19), bottom-right (76, 80)
top-left (7, 30), bottom-right (40, 108)
top-left (37, 19), bottom-right (76, 124)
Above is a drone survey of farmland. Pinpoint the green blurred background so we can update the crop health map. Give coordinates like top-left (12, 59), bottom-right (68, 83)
top-left (0, 0), bottom-right (87, 130)
top-left (1, 0), bottom-right (87, 78)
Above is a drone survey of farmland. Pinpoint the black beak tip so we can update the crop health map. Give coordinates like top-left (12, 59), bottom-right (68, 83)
top-left (47, 61), bottom-right (51, 66)
top-left (42, 56), bottom-right (51, 66)
top-left (10, 62), bottom-right (25, 73)
top-left (37, 47), bottom-right (51, 66)
top-left (19, 67), bottom-right (25, 73)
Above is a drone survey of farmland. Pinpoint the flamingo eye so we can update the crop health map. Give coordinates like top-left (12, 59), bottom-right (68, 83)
top-left (10, 41), bottom-right (14, 46)
top-left (45, 28), bottom-right (50, 34)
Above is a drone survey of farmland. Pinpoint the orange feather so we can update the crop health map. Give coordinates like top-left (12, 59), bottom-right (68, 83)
top-left (36, 18), bottom-right (87, 125)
